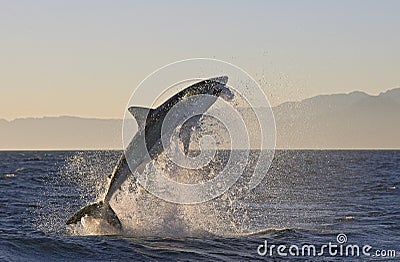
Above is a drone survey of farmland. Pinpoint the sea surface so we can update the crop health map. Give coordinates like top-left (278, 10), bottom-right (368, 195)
top-left (0, 150), bottom-right (399, 261)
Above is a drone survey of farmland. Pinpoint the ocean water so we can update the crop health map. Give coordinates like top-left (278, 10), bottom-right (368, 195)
top-left (0, 150), bottom-right (399, 261)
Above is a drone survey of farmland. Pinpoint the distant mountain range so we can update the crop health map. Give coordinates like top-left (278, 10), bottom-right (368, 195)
top-left (274, 88), bottom-right (400, 149)
top-left (1, 88), bottom-right (399, 149)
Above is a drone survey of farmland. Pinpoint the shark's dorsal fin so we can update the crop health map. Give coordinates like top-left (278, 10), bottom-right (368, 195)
top-left (128, 106), bottom-right (153, 130)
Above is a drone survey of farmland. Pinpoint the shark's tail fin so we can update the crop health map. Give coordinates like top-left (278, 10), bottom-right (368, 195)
top-left (66, 201), bottom-right (122, 229)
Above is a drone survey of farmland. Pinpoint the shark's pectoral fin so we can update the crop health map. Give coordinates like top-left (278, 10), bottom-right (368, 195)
top-left (182, 138), bottom-right (190, 156)
top-left (128, 106), bottom-right (154, 130)
top-left (179, 115), bottom-right (202, 155)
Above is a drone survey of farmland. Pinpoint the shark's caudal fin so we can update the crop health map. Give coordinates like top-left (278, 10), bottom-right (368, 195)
top-left (66, 201), bottom-right (122, 229)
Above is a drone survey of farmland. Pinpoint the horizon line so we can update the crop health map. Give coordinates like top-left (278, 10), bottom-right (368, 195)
top-left (1, 85), bottom-right (399, 122)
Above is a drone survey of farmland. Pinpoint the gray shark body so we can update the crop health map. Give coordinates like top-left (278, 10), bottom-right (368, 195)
top-left (66, 76), bottom-right (234, 229)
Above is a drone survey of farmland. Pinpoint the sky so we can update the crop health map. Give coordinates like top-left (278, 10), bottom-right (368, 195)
top-left (1, 0), bottom-right (399, 121)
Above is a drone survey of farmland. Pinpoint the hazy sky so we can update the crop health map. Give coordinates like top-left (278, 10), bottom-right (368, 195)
top-left (1, 0), bottom-right (399, 120)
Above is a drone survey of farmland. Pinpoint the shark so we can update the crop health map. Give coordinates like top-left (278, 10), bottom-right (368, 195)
top-left (66, 76), bottom-right (234, 229)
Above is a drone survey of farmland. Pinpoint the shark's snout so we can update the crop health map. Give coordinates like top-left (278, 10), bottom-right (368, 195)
top-left (220, 86), bottom-right (234, 101)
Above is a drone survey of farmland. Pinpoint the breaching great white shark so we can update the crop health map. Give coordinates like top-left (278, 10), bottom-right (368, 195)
top-left (66, 76), bottom-right (234, 229)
